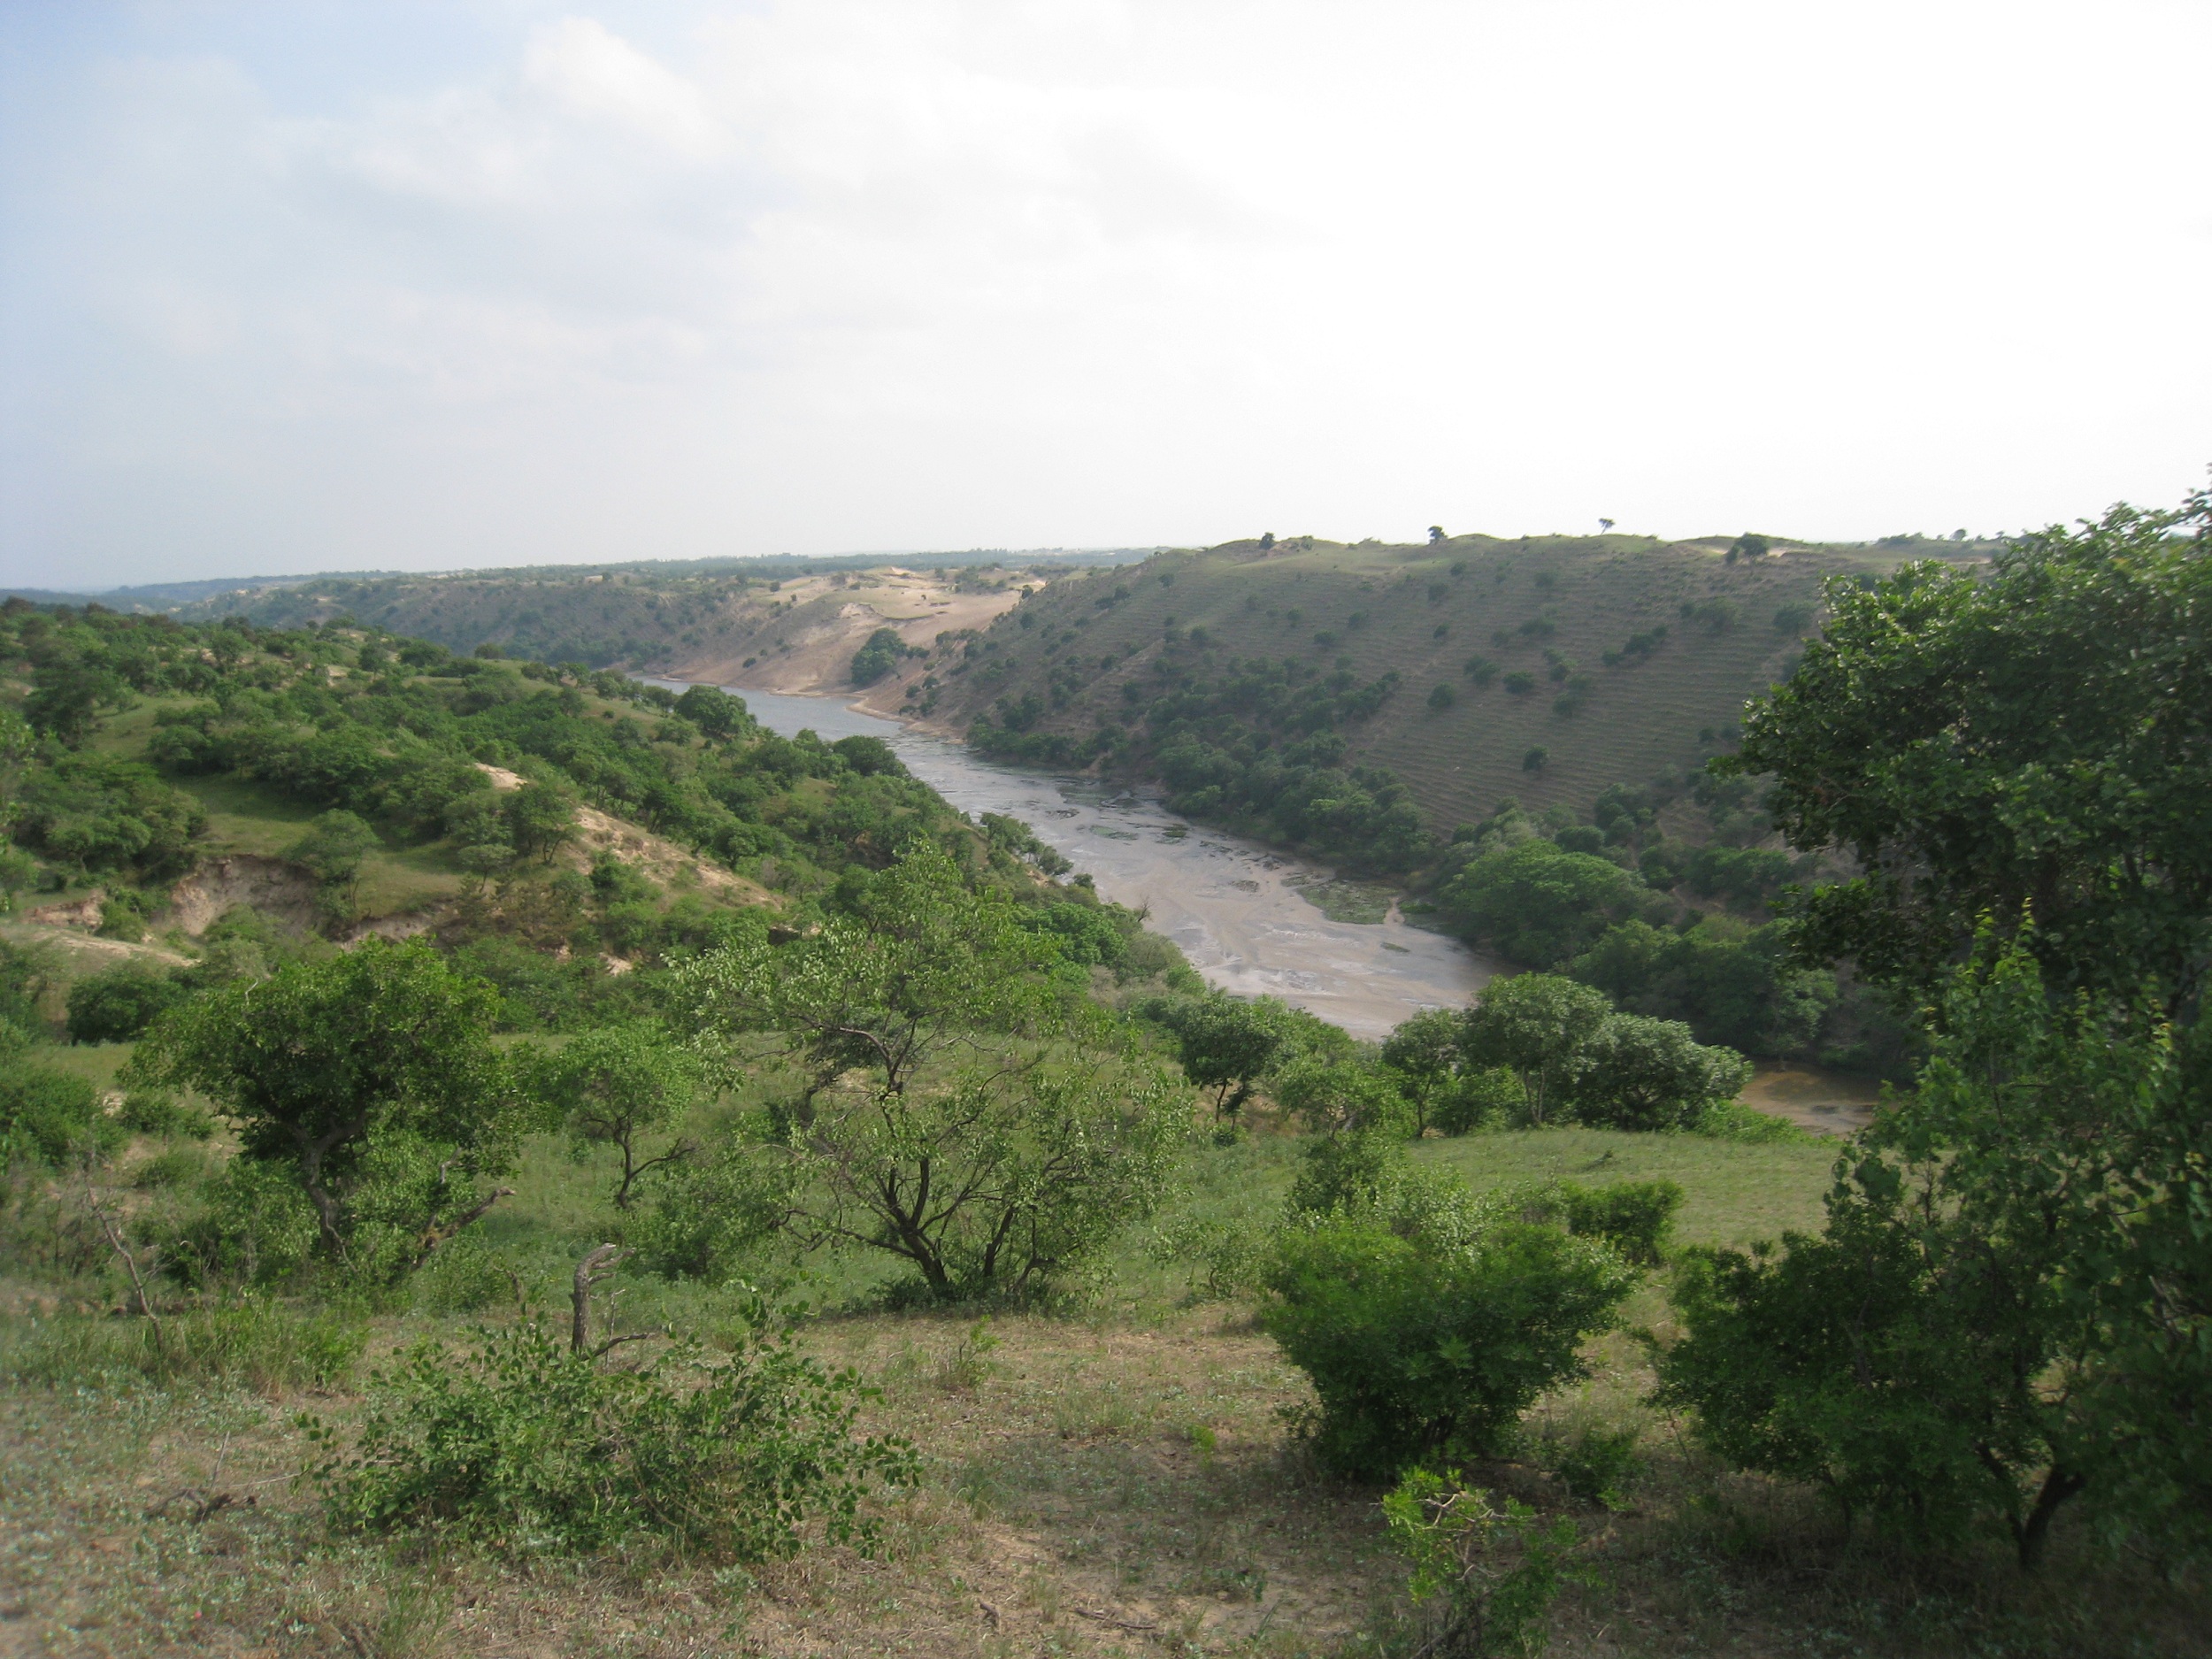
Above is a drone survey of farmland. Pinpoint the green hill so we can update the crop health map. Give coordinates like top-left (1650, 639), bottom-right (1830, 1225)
top-left (926, 532), bottom-right (1985, 833)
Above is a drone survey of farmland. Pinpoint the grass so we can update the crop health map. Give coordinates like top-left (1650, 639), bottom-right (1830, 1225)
top-left (0, 1115), bottom-right (2200, 1658)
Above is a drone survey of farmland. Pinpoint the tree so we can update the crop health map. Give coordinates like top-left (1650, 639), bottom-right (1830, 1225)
top-left (503, 783), bottom-right (578, 864)
top-left (65, 964), bottom-right (190, 1045)
top-left (1656, 941), bottom-right (2160, 1569)
top-left (1459, 974), bottom-right (1610, 1126)
top-left (531, 1023), bottom-right (703, 1208)
top-left (674, 683), bottom-right (750, 739)
top-left (1428, 526), bottom-right (1446, 543)
top-left (1380, 1009), bottom-right (1463, 1136)
top-left (287, 809), bottom-right (379, 919)
top-left (1520, 745), bottom-right (1547, 772)
top-left (1157, 992), bottom-right (1292, 1119)
top-left (1439, 839), bottom-right (1650, 967)
top-left (680, 842), bottom-right (1064, 1104)
top-left (1727, 488), bottom-right (2211, 1010)
top-left (1426, 683), bottom-right (1455, 711)
top-left (126, 938), bottom-right (520, 1270)
top-left (1274, 1054), bottom-right (1410, 1136)
top-left (680, 843), bottom-right (1178, 1297)
top-left (1259, 532), bottom-right (1276, 550)
top-left (1571, 1013), bottom-right (1749, 1130)
top-left (24, 653), bottom-right (126, 746)
top-left (849, 628), bottom-right (908, 687)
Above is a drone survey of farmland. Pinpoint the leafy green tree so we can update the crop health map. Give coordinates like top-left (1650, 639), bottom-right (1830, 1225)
top-left (24, 653), bottom-right (126, 746)
top-left (1156, 992), bottom-right (1293, 1119)
top-left (287, 809), bottom-right (380, 919)
top-left (680, 843), bottom-right (1062, 1103)
top-left (1571, 1013), bottom-right (1750, 1130)
top-left (680, 843), bottom-right (1177, 1297)
top-left (673, 683), bottom-right (750, 739)
top-left (65, 963), bottom-right (190, 1044)
top-left (1380, 1008), bottom-right (1463, 1136)
top-left (503, 783), bottom-right (578, 864)
top-left (1729, 488), bottom-right (2211, 1008)
top-left (1568, 917), bottom-right (1837, 1057)
top-left (849, 628), bottom-right (909, 687)
top-left (11, 755), bottom-right (204, 879)
top-left (1274, 1053), bottom-right (1411, 1136)
top-left (1459, 974), bottom-right (1611, 1126)
top-left (531, 1023), bottom-right (703, 1208)
top-left (126, 938), bottom-right (520, 1269)
top-left (1440, 841), bottom-right (1650, 967)
top-left (1659, 938), bottom-right (2208, 1569)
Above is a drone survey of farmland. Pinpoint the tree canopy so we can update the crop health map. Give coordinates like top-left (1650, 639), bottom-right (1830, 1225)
top-left (1732, 489), bottom-right (2211, 1008)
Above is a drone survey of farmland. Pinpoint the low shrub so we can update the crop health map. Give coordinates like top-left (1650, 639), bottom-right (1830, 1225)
top-left (1263, 1219), bottom-right (1634, 1478)
top-left (1382, 1468), bottom-right (1580, 1656)
top-left (1532, 1421), bottom-right (1643, 1509)
top-left (0, 1054), bottom-right (119, 1167)
top-left (1548, 1179), bottom-right (1683, 1267)
top-left (306, 1304), bottom-right (918, 1559)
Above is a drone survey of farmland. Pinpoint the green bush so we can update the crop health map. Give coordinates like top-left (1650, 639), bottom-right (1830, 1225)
top-left (65, 964), bottom-right (191, 1044)
top-left (1263, 1220), bottom-right (1634, 1478)
top-left (1381, 1468), bottom-right (1580, 1655)
top-left (1534, 1422), bottom-right (1642, 1509)
top-left (1433, 1066), bottom-right (1524, 1133)
top-left (0, 1053), bottom-right (118, 1167)
top-left (849, 628), bottom-right (909, 687)
top-left (162, 1156), bottom-right (323, 1290)
top-left (1548, 1179), bottom-right (1683, 1267)
top-left (306, 1306), bottom-right (918, 1559)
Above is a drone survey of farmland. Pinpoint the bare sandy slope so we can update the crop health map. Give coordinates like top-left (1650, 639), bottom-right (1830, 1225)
top-left (660, 568), bottom-right (1033, 702)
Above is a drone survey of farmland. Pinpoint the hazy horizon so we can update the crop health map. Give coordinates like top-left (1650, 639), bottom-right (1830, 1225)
top-left (4, 1), bottom-right (2208, 589)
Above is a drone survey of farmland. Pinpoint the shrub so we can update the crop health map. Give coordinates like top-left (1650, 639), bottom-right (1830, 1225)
top-left (65, 964), bottom-right (190, 1044)
top-left (1263, 1219), bottom-right (1634, 1477)
top-left (1382, 1469), bottom-right (1580, 1658)
top-left (1463, 656), bottom-right (1499, 687)
top-left (849, 628), bottom-right (909, 687)
top-left (0, 1055), bottom-right (118, 1167)
top-left (1433, 1066), bottom-right (1524, 1133)
top-left (305, 1305), bottom-right (918, 1559)
top-left (1539, 1179), bottom-right (1683, 1266)
top-left (1427, 683), bottom-right (1456, 712)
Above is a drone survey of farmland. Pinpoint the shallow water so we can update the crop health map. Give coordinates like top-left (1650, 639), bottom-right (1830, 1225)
top-left (706, 686), bottom-right (1501, 1039)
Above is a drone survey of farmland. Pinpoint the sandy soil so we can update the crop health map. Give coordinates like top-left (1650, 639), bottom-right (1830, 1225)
top-left (662, 570), bottom-right (1034, 701)
top-left (1740, 1062), bottom-right (1883, 1136)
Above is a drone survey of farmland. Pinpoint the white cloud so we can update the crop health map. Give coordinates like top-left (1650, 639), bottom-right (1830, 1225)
top-left (2, 0), bottom-right (2208, 585)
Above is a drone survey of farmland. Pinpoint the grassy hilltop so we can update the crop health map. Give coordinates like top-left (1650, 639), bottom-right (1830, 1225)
top-left (917, 531), bottom-right (1986, 832)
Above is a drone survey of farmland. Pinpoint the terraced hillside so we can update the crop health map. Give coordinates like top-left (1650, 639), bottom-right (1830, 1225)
top-left (925, 533), bottom-right (1983, 829)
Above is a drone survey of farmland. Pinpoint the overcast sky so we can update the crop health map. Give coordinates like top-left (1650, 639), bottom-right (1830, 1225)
top-left (2, 1), bottom-right (2207, 588)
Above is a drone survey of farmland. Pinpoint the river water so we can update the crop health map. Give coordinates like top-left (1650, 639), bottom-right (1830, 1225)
top-left (710, 687), bottom-right (1498, 1040)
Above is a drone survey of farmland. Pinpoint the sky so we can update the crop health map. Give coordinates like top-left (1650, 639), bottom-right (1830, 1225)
top-left (1, 1), bottom-right (2207, 589)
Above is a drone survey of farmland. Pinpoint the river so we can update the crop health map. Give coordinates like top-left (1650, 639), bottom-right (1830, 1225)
top-left (703, 687), bottom-right (1499, 1040)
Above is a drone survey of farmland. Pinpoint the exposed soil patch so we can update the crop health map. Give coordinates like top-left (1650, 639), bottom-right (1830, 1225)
top-left (165, 856), bottom-right (319, 935)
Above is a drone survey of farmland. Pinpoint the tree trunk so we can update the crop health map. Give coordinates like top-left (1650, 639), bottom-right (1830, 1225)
top-left (2014, 1467), bottom-right (2085, 1572)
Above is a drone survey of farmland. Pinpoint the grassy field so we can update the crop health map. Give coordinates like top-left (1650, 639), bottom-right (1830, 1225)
top-left (4, 1110), bottom-right (2198, 1659)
